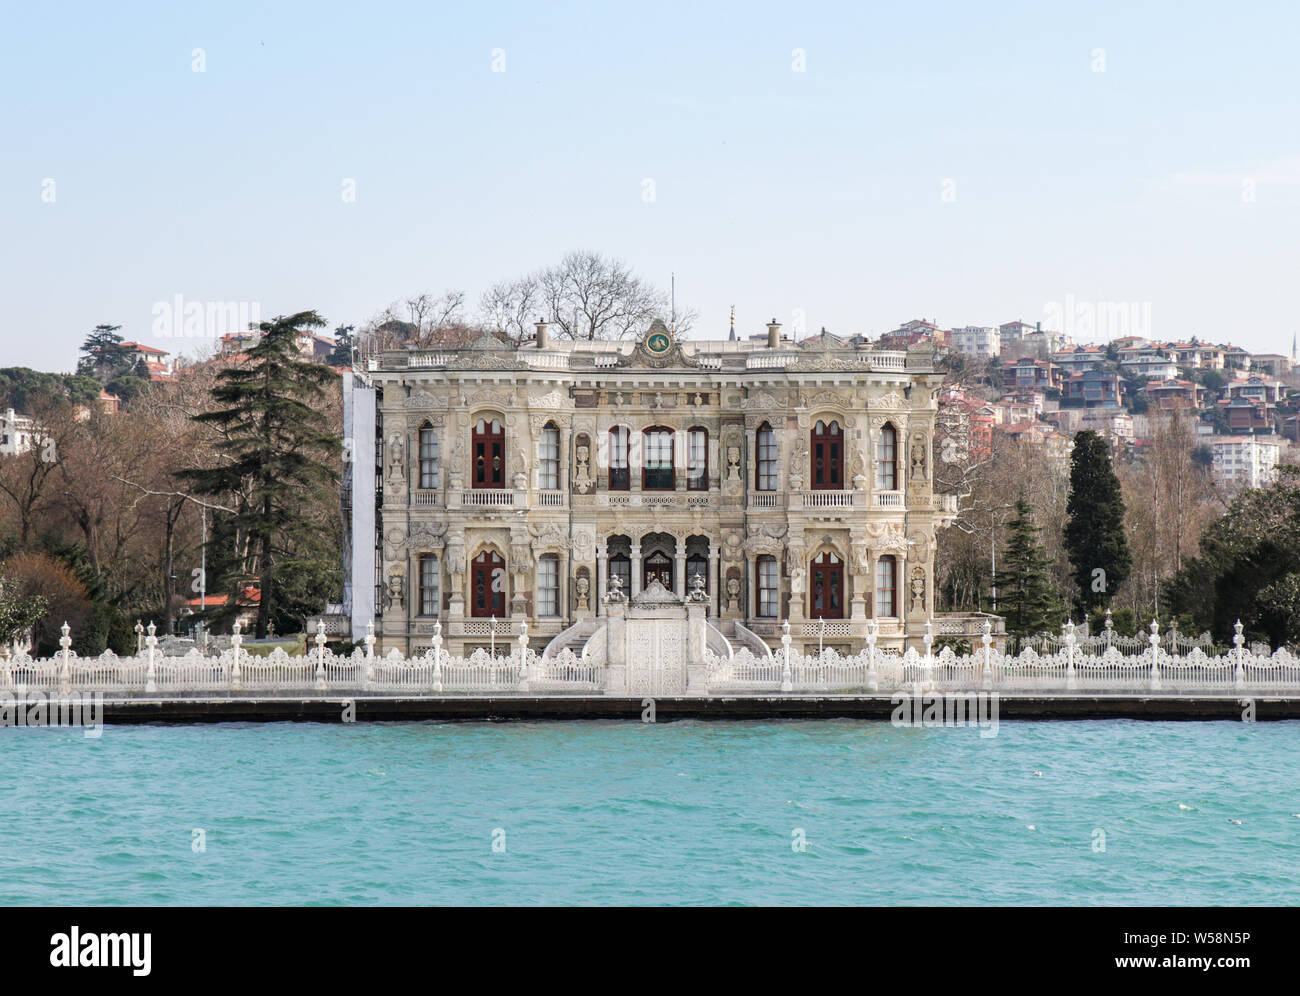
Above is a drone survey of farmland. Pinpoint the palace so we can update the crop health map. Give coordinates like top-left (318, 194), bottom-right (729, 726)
top-left (344, 318), bottom-right (990, 658)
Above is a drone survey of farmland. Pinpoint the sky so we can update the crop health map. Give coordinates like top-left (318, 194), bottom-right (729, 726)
top-left (3, 0), bottom-right (1299, 372)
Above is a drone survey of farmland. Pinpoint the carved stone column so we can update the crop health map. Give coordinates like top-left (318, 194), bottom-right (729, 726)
top-left (707, 549), bottom-right (720, 618)
top-left (674, 536), bottom-right (686, 595)
top-left (630, 543), bottom-right (643, 598)
top-left (595, 548), bottom-right (607, 618)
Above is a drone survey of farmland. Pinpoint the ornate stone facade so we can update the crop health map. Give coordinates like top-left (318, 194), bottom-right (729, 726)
top-left (358, 320), bottom-right (957, 655)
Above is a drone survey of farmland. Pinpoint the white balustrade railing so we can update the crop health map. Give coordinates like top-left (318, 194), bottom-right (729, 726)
top-left (5, 619), bottom-right (1296, 699)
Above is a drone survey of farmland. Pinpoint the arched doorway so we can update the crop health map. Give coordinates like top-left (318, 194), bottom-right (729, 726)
top-left (643, 551), bottom-right (673, 591)
top-left (810, 551), bottom-right (844, 619)
top-left (470, 549), bottom-right (506, 617)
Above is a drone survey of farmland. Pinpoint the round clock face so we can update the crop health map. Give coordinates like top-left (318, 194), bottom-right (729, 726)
top-left (646, 331), bottom-right (672, 354)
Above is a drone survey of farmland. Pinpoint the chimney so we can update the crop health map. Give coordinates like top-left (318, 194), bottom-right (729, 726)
top-left (534, 318), bottom-right (549, 350)
top-left (767, 318), bottom-right (782, 349)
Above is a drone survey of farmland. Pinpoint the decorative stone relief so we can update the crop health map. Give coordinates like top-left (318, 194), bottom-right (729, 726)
top-left (573, 445), bottom-right (593, 494)
top-left (909, 566), bottom-right (926, 614)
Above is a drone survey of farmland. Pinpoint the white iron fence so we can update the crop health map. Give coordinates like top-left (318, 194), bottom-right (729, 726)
top-left (706, 619), bottom-right (1300, 695)
top-left (3, 618), bottom-right (1297, 698)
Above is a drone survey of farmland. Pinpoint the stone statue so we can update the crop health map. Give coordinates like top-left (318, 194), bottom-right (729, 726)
top-left (575, 575), bottom-right (590, 610)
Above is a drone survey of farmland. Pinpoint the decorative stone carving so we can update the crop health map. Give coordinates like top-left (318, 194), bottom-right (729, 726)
top-left (382, 569), bottom-right (405, 612)
top-left (573, 445), bottom-right (593, 494)
top-left (725, 576), bottom-right (741, 611)
top-left (462, 389), bottom-right (515, 408)
top-left (910, 432), bottom-right (927, 481)
top-left (722, 531), bottom-right (744, 562)
top-left (409, 521), bottom-right (448, 551)
top-left (530, 521), bottom-right (568, 555)
top-left (726, 446), bottom-right (741, 481)
top-left (388, 434), bottom-right (405, 480)
top-left (405, 391), bottom-right (449, 409)
top-left (572, 527), bottom-right (596, 564)
top-left (876, 390), bottom-right (908, 409)
top-left (866, 522), bottom-right (908, 554)
top-left (687, 572), bottom-right (709, 602)
top-left (910, 566), bottom-right (926, 614)
top-left (604, 574), bottom-right (627, 605)
top-left (575, 573), bottom-right (590, 611)
top-left (741, 391), bottom-right (783, 411)
top-left (528, 389), bottom-right (566, 409)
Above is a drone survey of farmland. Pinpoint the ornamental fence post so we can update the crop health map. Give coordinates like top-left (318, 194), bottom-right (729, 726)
top-left (230, 621), bottom-right (243, 691)
top-left (1233, 620), bottom-right (1245, 690)
top-left (363, 620), bottom-right (376, 689)
top-left (516, 620), bottom-right (530, 691)
top-left (923, 619), bottom-right (934, 692)
top-left (59, 622), bottom-right (72, 694)
top-left (1065, 620), bottom-right (1077, 692)
top-left (866, 619), bottom-right (878, 692)
top-left (981, 620), bottom-right (993, 691)
top-left (314, 620), bottom-right (328, 691)
top-left (780, 621), bottom-right (793, 692)
top-left (1148, 619), bottom-right (1161, 692)
top-left (145, 622), bottom-right (158, 693)
top-left (431, 620), bottom-right (444, 693)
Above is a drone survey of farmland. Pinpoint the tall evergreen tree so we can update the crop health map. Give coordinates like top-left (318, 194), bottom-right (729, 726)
top-left (1064, 430), bottom-right (1132, 613)
top-left (328, 325), bottom-right (355, 368)
top-left (178, 311), bottom-right (341, 638)
top-left (76, 325), bottom-right (133, 383)
top-left (993, 495), bottom-right (1062, 649)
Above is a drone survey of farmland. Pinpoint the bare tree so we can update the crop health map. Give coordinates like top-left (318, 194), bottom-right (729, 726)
top-left (479, 276), bottom-right (542, 344)
top-left (539, 251), bottom-right (680, 341)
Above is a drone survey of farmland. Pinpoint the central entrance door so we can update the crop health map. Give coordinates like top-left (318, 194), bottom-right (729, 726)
top-left (810, 551), bottom-right (844, 619)
top-left (470, 550), bottom-right (506, 617)
top-left (643, 551), bottom-right (673, 591)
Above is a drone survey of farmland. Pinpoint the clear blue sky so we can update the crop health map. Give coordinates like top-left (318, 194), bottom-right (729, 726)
top-left (3, 0), bottom-right (1298, 371)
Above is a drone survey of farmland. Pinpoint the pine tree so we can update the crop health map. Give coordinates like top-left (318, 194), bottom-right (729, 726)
top-left (993, 496), bottom-right (1061, 649)
top-left (76, 325), bottom-right (133, 383)
top-left (178, 311), bottom-right (341, 638)
top-left (328, 325), bottom-right (355, 368)
top-left (1064, 430), bottom-right (1132, 613)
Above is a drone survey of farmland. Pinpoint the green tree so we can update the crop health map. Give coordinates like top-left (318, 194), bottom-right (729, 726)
top-left (1164, 470), bottom-right (1300, 647)
top-left (0, 576), bottom-right (47, 647)
top-left (76, 325), bottom-right (133, 383)
top-left (1065, 430), bottom-right (1132, 613)
top-left (178, 311), bottom-right (342, 638)
top-left (993, 496), bottom-right (1062, 649)
top-left (328, 325), bottom-right (355, 367)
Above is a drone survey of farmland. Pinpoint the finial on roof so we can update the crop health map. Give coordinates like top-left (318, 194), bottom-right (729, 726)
top-left (729, 305), bottom-right (736, 341)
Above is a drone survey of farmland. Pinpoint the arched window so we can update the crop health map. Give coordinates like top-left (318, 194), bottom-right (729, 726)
top-left (472, 417), bottom-right (504, 488)
top-left (756, 423), bottom-right (777, 491)
top-left (419, 424), bottom-right (439, 490)
top-left (810, 551), bottom-right (844, 619)
top-left (875, 555), bottom-right (897, 617)
top-left (470, 550), bottom-right (506, 617)
top-left (875, 423), bottom-right (898, 491)
top-left (536, 555), bottom-right (559, 616)
top-left (686, 553), bottom-right (708, 596)
top-left (608, 426), bottom-right (630, 491)
top-left (643, 427), bottom-right (674, 490)
top-left (811, 419), bottom-right (843, 490)
top-left (419, 555), bottom-right (439, 616)
top-left (688, 427), bottom-right (708, 490)
top-left (539, 422), bottom-right (560, 490)
top-left (756, 555), bottom-right (778, 618)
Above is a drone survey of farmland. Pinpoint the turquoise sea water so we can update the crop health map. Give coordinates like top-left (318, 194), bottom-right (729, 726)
top-left (2, 719), bottom-right (1298, 905)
